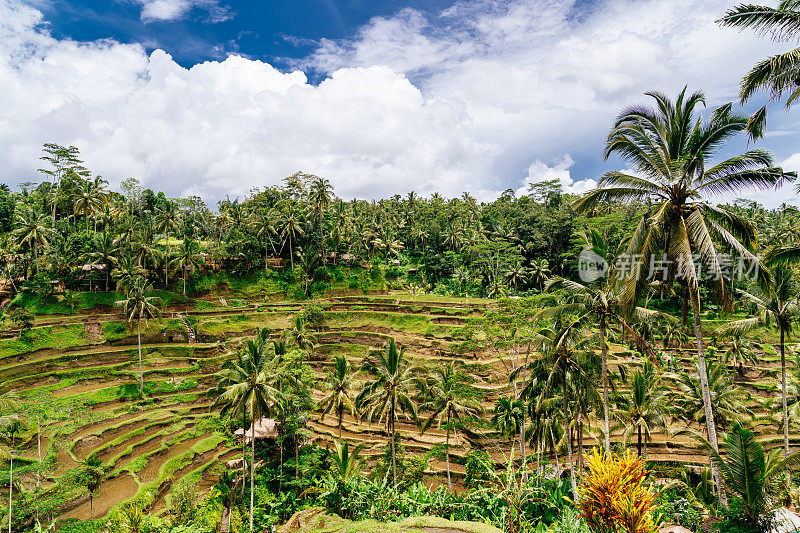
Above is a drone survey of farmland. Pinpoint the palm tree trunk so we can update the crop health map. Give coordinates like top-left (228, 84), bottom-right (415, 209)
top-left (90, 493), bottom-right (93, 520)
top-left (550, 426), bottom-right (560, 471)
top-left (681, 284), bottom-right (688, 329)
top-left (241, 413), bottom-right (246, 499)
top-left (782, 327), bottom-right (789, 456)
top-left (600, 318), bottom-right (612, 457)
top-left (165, 240), bottom-right (170, 288)
top-left (446, 411), bottom-right (452, 494)
top-left (250, 421), bottom-right (255, 533)
top-left (338, 405), bottom-right (343, 442)
top-left (390, 394), bottom-right (397, 488)
top-left (578, 415), bottom-right (584, 469)
top-left (519, 413), bottom-right (527, 482)
top-left (289, 234), bottom-right (294, 271)
top-left (690, 293), bottom-right (727, 507)
top-left (637, 424), bottom-right (642, 456)
top-left (137, 319), bottom-right (143, 396)
top-left (7, 453), bottom-right (12, 533)
top-left (563, 374), bottom-right (578, 500)
top-left (183, 270), bottom-right (186, 296)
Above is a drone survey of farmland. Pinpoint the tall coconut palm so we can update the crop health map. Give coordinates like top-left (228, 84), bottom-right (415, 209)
top-left (213, 338), bottom-right (282, 533)
top-left (503, 262), bottom-right (528, 293)
top-left (545, 237), bottom-right (665, 457)
top-left (74, 180), bottom-right (103, 234)
top-left (154, 202), bottom-right (181, 286)
top-left (575, 88), bottom-right (793, 501)
top-left (675, 361), bottom-right (754, 432)
top-left (719, 1), bottom-right (800, 140)
top-left (111, 255), bottom-right (145, 293)
top-left (279, 212), bottom-right (305, 271)
top-left (83, 232), bottom-right (117, 291)
top-left (520, 318), bottom-right (598, 498)
top-left (419, 362), bottom-right (483, 493)
top-left (115, 279), bottom-right (162, 396)
top-left (11, 207), bottom-right (54, 277)
top-left (529, 258), bottom-right (551, 291)
top-left (357, 338), bottom-right (420, 488)
top-left (720, 264), bottom-right (800, 456)
top-left (614, 361), bottom-right (669, 457)
top-left (318, 355), bottom-right (358, 441)
top-left (170, 238), bottom-right (204, 296)
top-left (251, 209), bottom-right (278, 270)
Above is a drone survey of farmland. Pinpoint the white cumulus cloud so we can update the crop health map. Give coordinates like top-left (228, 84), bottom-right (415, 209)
top-left (515, 155), bottom-right (597, 197)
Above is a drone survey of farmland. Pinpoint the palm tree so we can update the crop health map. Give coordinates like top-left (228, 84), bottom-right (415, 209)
top-left (545, 266), bottom-right (663, 457)
top-left (83, 232), bottom-right (117, 291)
top-left (420, 362), bottom-right (483, 493)
top-left (520, 318), bottom-right (597, 498)
top-left (357, 338), bottom-right (420, 488)
top-left (170, 238), bottom-right (204, 296)
top-left (492, 395), bottom-right (525, 456)
top-left (11, 206), bottom-right (54, 276)
top-left (2, 416), bottom-right (24, 533)
top-left (707, 424), bottom-right (800, 530)
top-left (328, 440), bottom-right (364, 484)
top-left (504, 262), bottom-right (528, 293)
top-left (614, 361), bottom-right (669, 456)
top-left (251, 209), bottom-right (278, 270)
top-left (74, 180), bottom-right (103, 234)
top-left (318, 355), bottom-right (358, 440)
top-left (285, 316), bottom-right (315, 355)
top-left (576, 88), bottom-right (793, 500)
top-left (213, 338), bottom-right (282, 533)
top-left (80, 454), bottom-right (104, 519)
top-left (115, 278), bottom-right (162, 396)
top-left (719, 2), bottom-right (800, 140)
top-left (718, 332), bottom-right (759, 377)
top-left (529, 258), bottom-right (551, 291)
top-left (279, 212), bottom-right (305, 270)
top-left (675, 361), bottom-right (754, 432)
top-left (111, 255), bottom-right (145, 293)
top-left (154, 202), bottom-right (181, 286)
top-left (720, 264), bottom-right (800, 456)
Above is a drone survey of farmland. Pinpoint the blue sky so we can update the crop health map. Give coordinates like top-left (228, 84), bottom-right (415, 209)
top-left (2, 0), bottom-right (800, 206)
top-left (33, 0), bottom-right (456, 73)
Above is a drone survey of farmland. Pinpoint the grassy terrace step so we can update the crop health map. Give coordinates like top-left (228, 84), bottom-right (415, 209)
top-left (0, 348), bottom-right (224, 387)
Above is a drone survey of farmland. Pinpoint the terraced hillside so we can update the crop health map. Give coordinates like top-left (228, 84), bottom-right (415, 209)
top-left (0, 290), bottom-right (793, 521)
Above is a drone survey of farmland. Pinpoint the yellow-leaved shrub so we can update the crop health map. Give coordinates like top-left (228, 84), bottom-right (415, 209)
top-left (578, 449), bottom-right (658, 533)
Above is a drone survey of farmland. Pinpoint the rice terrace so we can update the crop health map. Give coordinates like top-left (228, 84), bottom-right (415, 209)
top-left (6, 1), bottom-right (800, 533)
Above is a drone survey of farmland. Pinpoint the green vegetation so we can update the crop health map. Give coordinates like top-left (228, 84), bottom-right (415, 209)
top-left (6, 7), bottom-right (800, 533)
